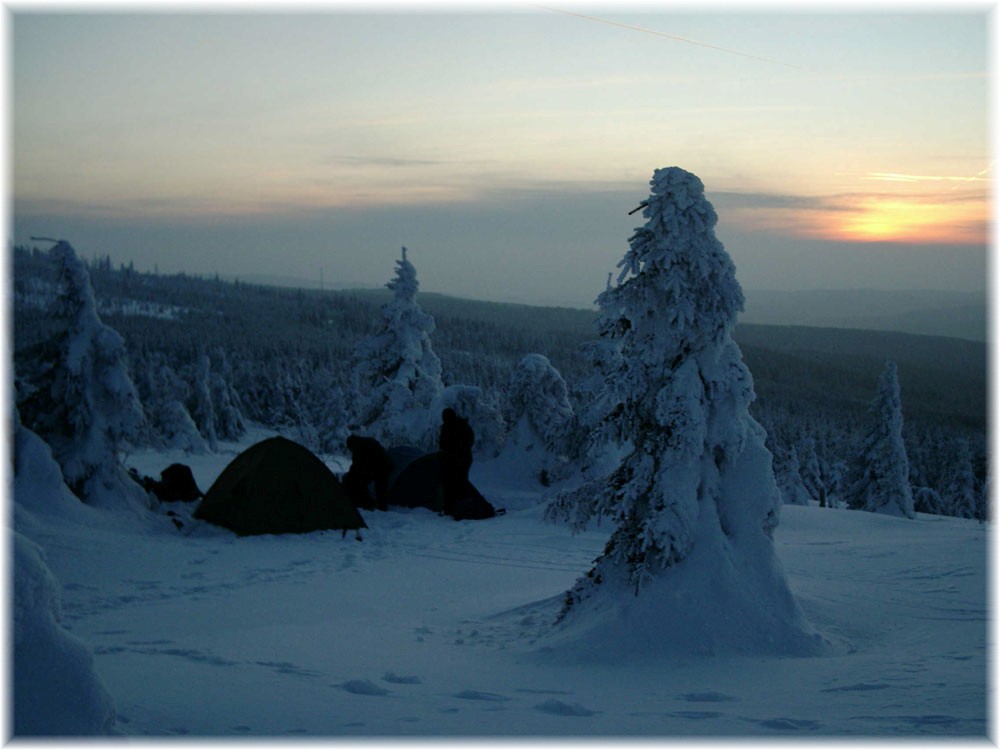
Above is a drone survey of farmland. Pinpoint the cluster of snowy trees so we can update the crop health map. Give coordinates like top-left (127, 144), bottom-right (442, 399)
top-left (759, 383), bottom-right (987, 521)
top-left (12, 221), bottom-right (987, 524)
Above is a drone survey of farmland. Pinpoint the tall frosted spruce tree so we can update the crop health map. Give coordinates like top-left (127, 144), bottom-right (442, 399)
top-left (844, 360), bottom-right (915, 518)
top-left (354, 247), bottom-right (443, 448)
top-left (18, 241), bottom-right (152, 513)
top-left (546, 168), bottom-right (818, 658)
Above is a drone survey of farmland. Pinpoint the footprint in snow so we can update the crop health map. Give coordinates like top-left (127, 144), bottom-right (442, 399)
top-left (907, 715), bottom-right (963, 728)
top-left (453, 690), bottom-right (509, 702)
top-left (667, 710), bottom-right (723, 720)
top-left (534, 699), bottom-right (598, 717)
top-left (255, 660), bottom-right (321, 678)
top-left (338, 679), bottom-right (390, 696)
top-left (758, 717), bottom-right (822, 731)
top-left (820, 682), bottom-right (889, 693)
top-left (383, 672), bottom-right (422, 685)
top-left (414, 626), bottom-right (432, 642)
top-left (515, 688), bottom-right (574, 696)
top-left (680, 691), bottom-right (738, 703)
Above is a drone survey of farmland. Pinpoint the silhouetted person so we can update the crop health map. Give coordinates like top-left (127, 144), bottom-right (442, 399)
top-left (343, 434), bottom-right (392, 511)
top-left (439, 408), bottom-right (474, 517)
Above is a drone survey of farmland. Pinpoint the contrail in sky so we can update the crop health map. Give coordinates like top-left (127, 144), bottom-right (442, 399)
top-left (867, 172), bottom-right (990, 183)
top-left (866, 162), bottom-right (994, 190)
top-left (532, 5), bottom-right (804, 70)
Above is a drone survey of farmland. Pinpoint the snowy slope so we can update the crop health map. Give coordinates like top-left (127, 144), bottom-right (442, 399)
top-left (13, 428), bottom-right (988, 738)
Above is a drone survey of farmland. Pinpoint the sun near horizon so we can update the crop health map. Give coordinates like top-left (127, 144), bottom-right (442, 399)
top-left (830, 194), bottom-right (989, 245)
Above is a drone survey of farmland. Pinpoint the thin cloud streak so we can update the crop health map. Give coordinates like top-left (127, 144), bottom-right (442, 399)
top-left (531, 5), bottom-right (804, 70)
top-left (866, 172), bottom-right (991, 183)
top-left (323, 154), bottom-right (458, 168)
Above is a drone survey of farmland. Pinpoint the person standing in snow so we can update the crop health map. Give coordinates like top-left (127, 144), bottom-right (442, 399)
top-left (343, 435), bottom-right (393, 511)
top-left (438, 408), bottom-right (474, 516)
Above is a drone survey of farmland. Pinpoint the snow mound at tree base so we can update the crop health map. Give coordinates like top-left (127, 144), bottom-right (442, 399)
top-left (533, 512), bottom-right (829, 664)
top-left (13, 533), bottom-right (117, 736)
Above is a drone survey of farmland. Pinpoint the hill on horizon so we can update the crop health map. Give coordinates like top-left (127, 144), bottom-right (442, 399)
top-left (328, 287), bottom-right (985, 429)
top-left (740, 288), bottom-right (987, 342)
top-left (13, 249), bottom-right (987, 434)
top-left (232, 272), bottom-right (986, 343)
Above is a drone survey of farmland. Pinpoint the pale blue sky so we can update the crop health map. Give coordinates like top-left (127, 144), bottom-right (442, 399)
top-left (10, 6), bottom-right (991, 305)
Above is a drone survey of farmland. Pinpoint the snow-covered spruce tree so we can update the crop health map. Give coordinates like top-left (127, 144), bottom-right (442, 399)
top-left (777, 444), bottom-right (811, 506)
top-left (142, 357), bottom-right (209, 454)
top-left (826, 458), bottom-right (847, 509)
top-left (943, 438), bottom-right (978, 519)
top-left (798, 436), bottom-right (827, 507)
top-left (427, 384), bottom-right (506, 458)
top-left (844, 360), bottom-right (914, 519)
top-left (188, 353), bottom-right (218, 451)
top-left (354, 247), bottom-right (443, 449)
top-left (544, 167), bottom-right (818, 659)
top-left (13, 406), bottom-right (95, 527)
top-left (565, 273), bottom-right (631, 480)
top-left (18, 241), bottom-right (153, 513)
top-left (499, 353), bottom-right (575, 484)
top-left (913, 485), bottom-right (944, 515)
top-left (207, 349), bottom-right (247, 442)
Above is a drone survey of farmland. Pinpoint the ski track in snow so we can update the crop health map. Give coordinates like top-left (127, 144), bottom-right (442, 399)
top-left (23, 440), bottom-right (988, 738)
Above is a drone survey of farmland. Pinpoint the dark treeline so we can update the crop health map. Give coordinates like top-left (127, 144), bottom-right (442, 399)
top-left (11, 245), bottom-right (988, 520)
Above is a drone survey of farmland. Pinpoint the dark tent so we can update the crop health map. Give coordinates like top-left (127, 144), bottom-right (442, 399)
top-left (194, 436), bottom-right (366, 536)
top-left (386, 449), bottom-right (497, 520)
top-left (386, 446), bottom-right (426, 492)
top-left (387, 450), bottom-right (445, 512)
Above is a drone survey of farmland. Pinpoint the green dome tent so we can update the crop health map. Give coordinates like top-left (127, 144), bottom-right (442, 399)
top-left (194, 436), bottom-right (366, 536)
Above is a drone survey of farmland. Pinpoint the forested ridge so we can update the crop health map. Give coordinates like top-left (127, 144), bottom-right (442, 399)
top-left (12, 245), bottom-right (988, 519)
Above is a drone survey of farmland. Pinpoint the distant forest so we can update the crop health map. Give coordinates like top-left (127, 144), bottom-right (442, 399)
top-left (12, 245), bottom-right (988, 519)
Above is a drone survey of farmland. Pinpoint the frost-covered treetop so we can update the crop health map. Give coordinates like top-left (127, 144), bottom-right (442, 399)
top-left (52, 240), bottom-right (101, 334)
top-left (386, 246), bottom-right (418, 302)
top-left (874, 360), bottom-right (904, 433)
top-left (604, 166), bottom-right (744, 359)
top-left (379, 245), bottom-right (436, 342)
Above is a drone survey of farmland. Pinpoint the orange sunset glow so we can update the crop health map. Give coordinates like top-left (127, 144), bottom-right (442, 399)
top-left (831, 195), bottom-right (988, 244)
top-left (722, 188), bottom-right (989, 247)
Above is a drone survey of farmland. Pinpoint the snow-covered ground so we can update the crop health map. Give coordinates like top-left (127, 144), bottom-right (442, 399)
top-left (14, 428), bottom-right (989, 738)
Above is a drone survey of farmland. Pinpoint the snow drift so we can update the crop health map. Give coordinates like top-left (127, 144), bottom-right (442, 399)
top-left (12, 421), bottom-right (118, 736)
